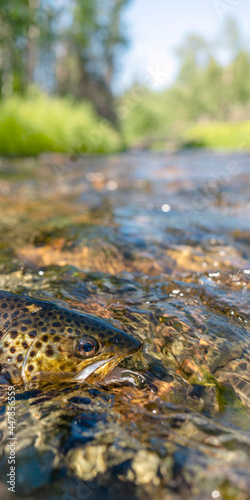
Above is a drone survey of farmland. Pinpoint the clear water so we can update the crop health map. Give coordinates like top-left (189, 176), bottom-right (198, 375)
top-left (0, 151), bottom-right (249, 500)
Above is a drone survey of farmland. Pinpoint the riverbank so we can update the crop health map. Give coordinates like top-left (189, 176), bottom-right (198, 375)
top-left (0, 92), bottom-right (250, 155)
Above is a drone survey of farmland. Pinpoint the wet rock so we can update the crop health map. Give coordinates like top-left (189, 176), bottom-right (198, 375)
top-left (0, 152), bottom-right (250, 499)
top-left (0, 447), bottom-right (55, 496)
top-left (126, 450), bottom-right (165, 486)
top-left (68, 444), bottom-right (107, 480)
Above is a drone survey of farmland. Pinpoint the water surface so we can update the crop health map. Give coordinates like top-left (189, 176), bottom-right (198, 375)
top-left (0, 151), bottom-right (249, 500)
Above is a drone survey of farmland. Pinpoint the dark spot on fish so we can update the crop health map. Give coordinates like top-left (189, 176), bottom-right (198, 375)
top-left (22, 341), bottom-right (29, 349)
top-left (4, 341), bottom-right (9, 347)
top-left (52, 322), bottom-right (61, 328)
top-left (41, 327), bottom-right (47, 333)
top-left (10, 347), bottom-right (16, 354)
top-left (28, 365), bottom-right (34, 372)
top-left (10, 331), bottom-right (18, 339)
top-left (3, 313), bottom-right (8, 319)
top-left (50, 329), bottom-right (55, 334)
top-left (30, 350), bottom-right (36, 358)
top-left (24, 319), bottom-right (32, 325)
top-left (45, 345), bottom-right (54, 357)
top-left (21, 326), bottom-right (27, 332)
top-left (42, 335), bottom-right (48, 342)
top-left (68, 328), bottom-right (73, 333)
top-left (38, 321), bottom-right (44, 326)
top-left (17, 354), bottom-right (23, 362)
top-left (11, 311), bottom-right (19, 319)
top-left (53, 335), bottom-right (60, 342)
top-left (35, 341), bottom-right (42, 348)
top-left (28, 330), bottom-right (37, 338)
top-left (0, 348), bottom-right (3, 355)
top-left (1, 303), bottom-right (7, 309)
top-left (22, 308), bottom-right (29, 313)
top-left (84, 325), bottom-right (90, 331)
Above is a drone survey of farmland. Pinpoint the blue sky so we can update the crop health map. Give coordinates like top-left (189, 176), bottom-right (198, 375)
top-left (115, 0), bottom-right (250, 93)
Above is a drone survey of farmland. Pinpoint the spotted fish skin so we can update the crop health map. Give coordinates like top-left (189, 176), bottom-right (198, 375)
top-left (0, 290), bottom-right (141, 385)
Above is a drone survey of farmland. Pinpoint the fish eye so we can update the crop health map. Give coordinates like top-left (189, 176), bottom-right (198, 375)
top-left (77, 337), bottom-right (99, 357)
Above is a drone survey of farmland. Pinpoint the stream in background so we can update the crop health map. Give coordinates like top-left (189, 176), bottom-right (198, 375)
top-left (0, 150), bottom-right (249, 500)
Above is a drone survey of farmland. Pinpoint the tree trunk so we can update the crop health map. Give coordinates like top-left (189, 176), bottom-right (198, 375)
top-left (0, 16), bottom-right (13, 98)
top-left (77, 54), bottom-right (117, 125)
top-left (25, 0), bottom-right (40, 87)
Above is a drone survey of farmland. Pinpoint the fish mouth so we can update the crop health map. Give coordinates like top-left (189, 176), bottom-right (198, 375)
top-left (72, 358), bottom-right (110, 382)
top-left (72, 335), bottom-right (141, 384)
top-left (72, 352), bottom-right (136, 384)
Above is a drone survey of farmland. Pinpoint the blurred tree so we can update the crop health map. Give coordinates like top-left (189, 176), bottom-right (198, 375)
top-left (219, 17), bottom-right (242, 57)
top-left (175, 34), bottom-right (210, 83)
top-left (0, 0), bottom-right (30, 96)
top-left (57, 0), bottom-right (131, 123)
top-left (231, 51), bottom-right (250, 106)
top-left (0, 0), bottom-right (61, 96)
top-left (0, 0), bottom-right (130, 123)
top-left (167, 20), bottom-right (250, 122)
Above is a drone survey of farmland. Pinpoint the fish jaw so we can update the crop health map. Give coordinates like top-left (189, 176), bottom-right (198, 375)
top-left (84, 332), bottom-right (141, 383)
top-left (74, 350), bottom-right (141, 385)
top-left (72, 358), bottom-right (110, 382)
top-left (71, 333), bottom-right (141, 384)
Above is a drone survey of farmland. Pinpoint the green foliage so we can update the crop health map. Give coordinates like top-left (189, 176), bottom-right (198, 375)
top-left (71, 0), bottom-right (131, 74)
top-left (118, 87), bottom-right (169, 146)
top-left (67, 0), bottom-right (131, 122)
top-left (0, 90), bottom-right (122, 156)
top-left (1, 8), bottom-right (250, 153)
top-left (185, 122), bottom-right (250, 149)
top-left (118, 18), bottom-right (250, 151)
top-left (0, 0), bottom-right (130, 123)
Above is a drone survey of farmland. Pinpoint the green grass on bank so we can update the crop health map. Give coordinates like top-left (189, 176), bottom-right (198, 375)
top-left (118, 87), bottom-right (250, 151)
top-left (184, 122), bottom-right (250, 150)
top-left (0, 90), bottom-right (122, 156)
top-left (1, 90), bottom-right (250, 156)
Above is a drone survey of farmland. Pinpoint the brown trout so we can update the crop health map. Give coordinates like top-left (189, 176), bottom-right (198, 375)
top-left (0, 290), bottom-right (141, 385)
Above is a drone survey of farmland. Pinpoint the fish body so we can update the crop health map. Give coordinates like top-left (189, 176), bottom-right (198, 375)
top-left (0, 290), bottom-right (141, 385)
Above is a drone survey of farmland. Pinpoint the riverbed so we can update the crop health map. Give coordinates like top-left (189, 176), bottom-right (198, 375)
top-left (0, 150), bottom-right (249, 500)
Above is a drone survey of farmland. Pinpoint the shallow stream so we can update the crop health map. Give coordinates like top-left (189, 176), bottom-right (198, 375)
top-left (0, 151), bottom-right (249, 500)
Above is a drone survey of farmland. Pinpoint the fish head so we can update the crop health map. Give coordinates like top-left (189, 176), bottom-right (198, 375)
top-left (21, 309), bottom-right (141, 384)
